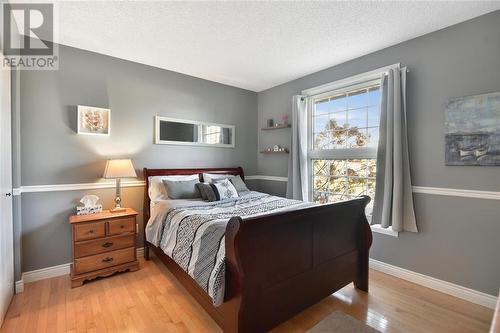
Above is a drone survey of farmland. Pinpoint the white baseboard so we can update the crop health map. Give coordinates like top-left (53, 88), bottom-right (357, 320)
top-left (15, 280), bottom-right (24, 293)
top-left (14, 250), bottom-right (496, 309)
top-left (22, 262), bottom-right (71, 284)
top-left (369, 258), bottom-right (497, 309)
top-left (15, 247), bottom-right (144, 294)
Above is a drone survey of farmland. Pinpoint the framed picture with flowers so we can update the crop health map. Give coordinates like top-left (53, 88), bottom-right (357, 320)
top-left (77, 105), bottom-right (110, 136)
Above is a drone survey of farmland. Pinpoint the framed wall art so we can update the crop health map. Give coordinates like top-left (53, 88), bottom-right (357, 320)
top-left (445, 92), bottom-right (500, 166)
top-left (77, 105), bottom-right (111, 136)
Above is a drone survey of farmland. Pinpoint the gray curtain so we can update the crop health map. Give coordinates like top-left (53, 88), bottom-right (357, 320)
top-left (286, 95), bottom-right (309, 201)
top-left (372, 68), bottom-right (418, 232)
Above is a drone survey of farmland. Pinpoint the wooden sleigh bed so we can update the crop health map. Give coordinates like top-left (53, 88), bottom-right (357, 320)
top-left (143, 167), bottom-right (372, 333)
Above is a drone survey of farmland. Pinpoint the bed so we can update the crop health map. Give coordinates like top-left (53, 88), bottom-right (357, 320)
top-left (143, 167), bottom-right (372, 333)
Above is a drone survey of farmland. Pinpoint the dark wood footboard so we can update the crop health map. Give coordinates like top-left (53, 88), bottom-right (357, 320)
top-left (223, 196), bottom-right (372, 332)
top-left (143, 167), bottom-right (372, 333)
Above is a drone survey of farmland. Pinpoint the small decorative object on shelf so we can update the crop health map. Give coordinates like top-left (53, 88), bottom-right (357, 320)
top-left (261, 124), bottom-right (291, 130)
top-left (261, 146), bottom-right (289, 154)
top-left (267, 119), bottom-right (274, 127)
top-left (76, 194), bottom-right (103, 215)
top-left (282, 114), bottom-right (289, 125)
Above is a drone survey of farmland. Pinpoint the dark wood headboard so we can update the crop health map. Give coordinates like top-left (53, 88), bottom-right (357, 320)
top-left (142, 166), bottom-right (244, 234)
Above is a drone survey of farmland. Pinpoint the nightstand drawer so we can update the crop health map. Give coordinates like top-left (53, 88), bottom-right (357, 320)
top-left (74, 234), bottom-right (135, 258)
top-left (74, 247), bottom-right (135, 274)
top-left (74, 222), bottom-right (106, 241)
top-left (107, 217), bottom-right (135, 235)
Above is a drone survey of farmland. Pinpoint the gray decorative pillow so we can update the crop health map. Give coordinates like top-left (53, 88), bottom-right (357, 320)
top-left (229, 175), bottom-right (249, 194)
top-left (197, 183), bottom-right (218, 202)
top-left (195, 183), bottom-right (208, 200)
top-left (162, 179), bottom-right (201, 199)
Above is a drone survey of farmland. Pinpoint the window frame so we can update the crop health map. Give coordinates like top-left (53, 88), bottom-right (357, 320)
top-left (302, 63), bottom-right (401, 237)
top-left (306, 79), bottom-right (381, 202)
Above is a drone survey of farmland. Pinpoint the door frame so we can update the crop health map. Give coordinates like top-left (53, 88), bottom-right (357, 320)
top-left (0, 51), bottom-right (14, 327)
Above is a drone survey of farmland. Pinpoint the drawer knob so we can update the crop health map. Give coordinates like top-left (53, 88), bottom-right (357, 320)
top-left (120, 225), bottom-right (124, 229)
top-left (102, 242), bottom-right (113, 248)
top-left (102, 257), bottom-right (114, 263)
top-left (88, 230), bottom-right (94, 234)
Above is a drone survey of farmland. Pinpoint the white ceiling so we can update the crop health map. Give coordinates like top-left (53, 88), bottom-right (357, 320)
top-left (20, 1), bottom-right (500, 91)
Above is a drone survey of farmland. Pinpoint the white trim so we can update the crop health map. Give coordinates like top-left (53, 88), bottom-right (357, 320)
top-left (413, 186), bottom-right (500, 201)
top-left (14, 180), bottom-right (146, 194)
top-left (22, 262), bottom-right (71, 284)
top-left (15, 248), bottom-right (145, 293)
top-left (15, 250), bottom-right (496, 309)
top-left (245, 175), bottom-right (288, 182)
top-left (11, 178), bottom-right (500, 201)
top-left (370, 224), bottom-right (398, 237)
top-left (15, 280), bottom-right (23, 294)
top-left (369, 258), bottom-right (497, 309)
top-left (301, 63), bottom-right (400, 96)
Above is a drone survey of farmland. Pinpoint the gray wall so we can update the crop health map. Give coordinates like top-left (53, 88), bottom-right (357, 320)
top-left (18, 44), bottom-right (257, 274)
top-left (15, 11), bottom-right (499, 297)
top-left (257, 11), bottom-right (500, 295)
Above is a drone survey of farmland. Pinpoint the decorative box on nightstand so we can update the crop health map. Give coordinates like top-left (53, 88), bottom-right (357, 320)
top-left (69, 208), bottom-right (139, 287)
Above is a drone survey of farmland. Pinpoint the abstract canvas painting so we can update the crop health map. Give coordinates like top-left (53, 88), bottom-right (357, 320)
top-left (77, 105), bottom-right (110, 136)
top-left (445, 92), bottom-right (500, 166)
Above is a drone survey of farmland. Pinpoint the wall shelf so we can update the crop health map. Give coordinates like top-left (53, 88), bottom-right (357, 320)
top-left (260, 150), bottom-right (289, 154)
top-left (261, 124), bottom-right (291, 131)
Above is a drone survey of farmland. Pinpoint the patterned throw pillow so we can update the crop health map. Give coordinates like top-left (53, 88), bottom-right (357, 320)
top-left (211, 178), bottom-right (238, 200)
top-left (196, 183), bottom-right (218, 202)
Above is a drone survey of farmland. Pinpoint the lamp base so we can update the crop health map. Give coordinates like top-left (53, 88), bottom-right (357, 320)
top-left (110, 207), bottom-right (126, 213)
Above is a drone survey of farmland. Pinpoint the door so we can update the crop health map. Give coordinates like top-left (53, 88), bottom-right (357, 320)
top-left (0, 52), bottom-right (14, 326)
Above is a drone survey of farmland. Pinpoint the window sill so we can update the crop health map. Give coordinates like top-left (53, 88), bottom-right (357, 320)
top-left (370, 224), bottom-right (399, 237)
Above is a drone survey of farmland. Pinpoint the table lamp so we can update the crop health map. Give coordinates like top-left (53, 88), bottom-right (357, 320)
top-left (103, 159), bottom-right (137, 212)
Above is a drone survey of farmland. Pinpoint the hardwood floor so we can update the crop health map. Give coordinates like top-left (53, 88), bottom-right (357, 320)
top-left (1, 256), bottom-right (493, 333)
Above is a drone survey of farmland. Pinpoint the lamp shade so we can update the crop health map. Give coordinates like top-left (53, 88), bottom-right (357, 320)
top-left (103, 159), bottom-right (137, 179)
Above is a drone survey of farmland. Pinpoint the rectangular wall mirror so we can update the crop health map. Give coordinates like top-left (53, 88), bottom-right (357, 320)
top-left (155, 116), bottom-right (235, 148)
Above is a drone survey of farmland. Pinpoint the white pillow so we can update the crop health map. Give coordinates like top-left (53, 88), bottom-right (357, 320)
top-left (148, 174), bottom-right (199, 201)
top-left (203, 173), bottom-right (235, 183)
top-left (212, 178), bottom-right (239, 200)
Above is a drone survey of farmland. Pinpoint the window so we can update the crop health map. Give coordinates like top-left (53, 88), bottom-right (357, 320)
top-left (308, 80), bottom-right (381, 218)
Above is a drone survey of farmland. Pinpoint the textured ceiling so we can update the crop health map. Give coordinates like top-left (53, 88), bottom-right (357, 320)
top-left (19, 1), bottom-right (500, 91)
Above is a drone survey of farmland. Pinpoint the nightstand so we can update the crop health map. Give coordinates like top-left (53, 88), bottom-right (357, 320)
top-left (69, 208), bottom-right (139, 287)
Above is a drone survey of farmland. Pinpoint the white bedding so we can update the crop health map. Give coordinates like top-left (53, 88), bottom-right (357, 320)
top-left (146, 197), bottom-right (213, 245)
top-left (144, 191), bottom-right (312, 305)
